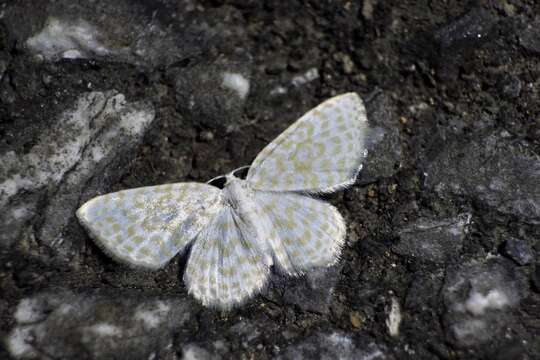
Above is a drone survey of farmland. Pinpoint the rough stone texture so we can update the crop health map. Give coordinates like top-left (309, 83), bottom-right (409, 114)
top-left (3, 0), bottom-right (249, 68)
top-left (424, 134), bottom-right (540, 225)
top-left (497, 74), bottom-right (523, 99)
top-left (1, 1), bottom-right (540, 359)
top-left (442, 258), bottom-right (528, 348)
top-left (393, 213), bottom-right (471, 264)
top-left (6, 289), bottom-right (194, 359)
top-left (278, 331), bottom-right (390, 360)
top-left (502, 237), bottom-right (535, 266)
top-left (520, 18), bottom-right (540, 55)
top-left (431, 8), bottom-right (498, 82)
top-left (405, 270), bottom-right (445, 311)
top-left (169, 59), bottom-right (252, 130)
top-left (357, 92), bottom-right (402, 184)
top-left (533, 265), bottom-right (540, 293)
top-left (0, 91), bottom-right (155, 262)
top-left (268, 265), bottom-right (342, 315)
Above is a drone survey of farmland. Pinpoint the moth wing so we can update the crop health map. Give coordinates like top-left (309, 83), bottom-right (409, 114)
top-left (246, 92), bottom-right (368, 192)
top-left (76, 183), bottom-right (222, 270)
top-left (184, 206), bottom-right (270, 309)
top-left (254, 190), bottom-right (346, 274)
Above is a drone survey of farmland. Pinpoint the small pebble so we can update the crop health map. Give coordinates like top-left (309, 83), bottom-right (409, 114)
top-left (503, 237), bottom-right (534, 266)
top-left (350, 311), bottom-right (363, 329)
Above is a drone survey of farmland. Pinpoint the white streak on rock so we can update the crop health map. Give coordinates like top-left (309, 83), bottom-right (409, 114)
top-left (325, 332), bottom-right (353, 348)
top-left (222, 72), bottom-right (250, 99)
top-left (26, 17), bottom-right (111, 60)
top-left (14, 299), bottom-right (44, 324)
top-left (270, 86), bottom-right (288, 96)
top-left (86, 323), bottom-right (123, 337)
top-left (386, 296), bottom-right (402, 337)
top-left (6, 327), bottom-right (37, 358)
top-left (0, 90), bottom-right (155, 250)
top-left (464, 289), bottom-right (510, 316)
top-left (182, 344), bottom-right (213, 360)
top-left (291, 68), bottom-right (319, 87)
top-left (134, 302), bottom-right (170, 330)
top-left (0, 92), bottom-right (109, 206)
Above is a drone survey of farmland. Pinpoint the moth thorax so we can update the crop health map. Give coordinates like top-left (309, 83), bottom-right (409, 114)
top-left (223, 177), bottom-right (253, 212)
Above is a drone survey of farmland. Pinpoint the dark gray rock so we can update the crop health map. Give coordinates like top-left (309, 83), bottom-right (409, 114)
top-left (230, 319), bottom-right (262, 347)
top-left (533, 264), bottom-right (540, 293)
top-left (3, 0), bottom-right (248, 68)
top-left (277, 331), bottom-right (390, 360)
top-left (497, 74), bottom-right (522, 99)
top-left (520, 19), bottom-right (540, 55)
top-left (393, 213), bottom-right (471, 265)
top-left (442, 258), bottom-right (527, 348)
top-left (0, 58), bottom-right (7, 82)
top-left (270, 265), bottom-right (341, 314)
top-left (435, 8), bottom-right (495, 51)
top-left (5, 289), bottom-right (195, 359)
top-left (503, 237), bottom-right (534, 266)
top-left (171, 60), bottom-right (251, 129)
top-left (433, 8), bottom-right (497, 81)
top-left (0, 91), bottom-right (155, 261)
top-left (405, 270), bottom-right (445, 311)
top-left (486, 341), bottom-right (530, 360)
top-left (0, 72), bottom-right (16, 104)
top-left (424, 134), bottom-right (540, 224)
top-left (357, 92), bottom-right (402, 184)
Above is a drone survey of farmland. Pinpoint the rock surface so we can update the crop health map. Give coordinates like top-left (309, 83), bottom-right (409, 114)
top-left (6, 289), bottom-right (194, 359)
top-left (1, 1), bottom-right (539, 359)
top-left (393, 213), bottom-right (471, 264)
top-left (357, 92), bottom-right (402, 184)
top-left (278, 331), bottom-right (390, 360)
top-left (442, 258), bottom-right (527, 348)
top-left (0, 91), bottom-right (155, 262)
top-left (424, 133), bottom-right (540, 224)
top-left (432, 8), bottom-right (497, 81)
top-left (269, 265), bottom-right (342, 315)
top-left (503, 237), bottom-right (535, 266)
top-left (170, 60), bottom-right (252, 129)
top-left (4, 0), bottom-right (249, 68)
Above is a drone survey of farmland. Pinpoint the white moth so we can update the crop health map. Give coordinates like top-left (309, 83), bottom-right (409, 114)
top-left (76, 92), bottom-right (369, 309)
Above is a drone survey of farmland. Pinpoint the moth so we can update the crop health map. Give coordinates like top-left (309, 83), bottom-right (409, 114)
top-left (77, 92), bottom-right (369, 309)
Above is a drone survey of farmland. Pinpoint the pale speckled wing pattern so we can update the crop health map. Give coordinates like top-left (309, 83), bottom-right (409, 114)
top-left (77, 93), bottom-right (368, 309)
top-left (76, 183), bottom-right (222, 269)
top-left (183, 205), bottom-right (270, 308)
top-left (246, 92), bottom-right (368, 192)
top-left (252, 191), bottom-right (346, 275)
